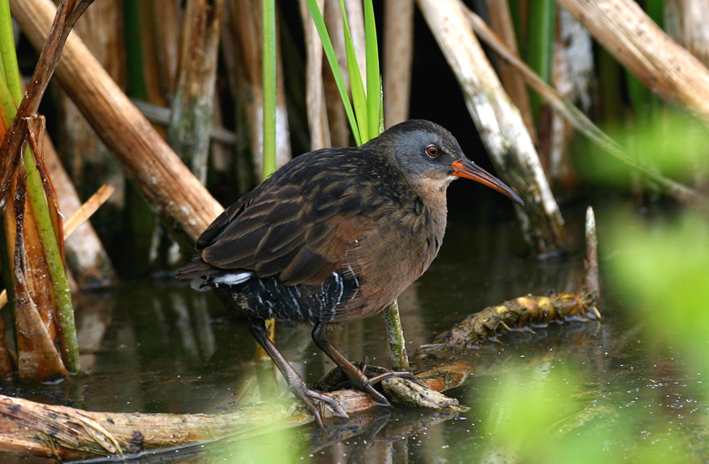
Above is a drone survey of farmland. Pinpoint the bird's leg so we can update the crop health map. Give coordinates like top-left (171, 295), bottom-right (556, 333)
top-left (248, 318), bottom-right (348, 427)
top-left (312, 321), bottom-right (398, 407)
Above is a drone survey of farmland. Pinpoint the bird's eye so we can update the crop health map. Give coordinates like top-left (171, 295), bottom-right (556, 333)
top-left (426, 145), bottom-right (439, 157)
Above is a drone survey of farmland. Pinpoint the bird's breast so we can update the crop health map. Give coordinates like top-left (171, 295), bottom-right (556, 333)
top-left (335, 198), bottom-right (447, 321)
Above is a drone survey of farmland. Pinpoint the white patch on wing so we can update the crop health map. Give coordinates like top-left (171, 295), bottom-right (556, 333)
top-left (192, 271), bottom-right (253, 291)
top-left (213, 271), bottom-right (253, 286)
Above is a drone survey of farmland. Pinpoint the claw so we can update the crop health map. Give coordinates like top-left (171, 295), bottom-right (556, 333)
top-left (292, 385), bottom-right (349, 427)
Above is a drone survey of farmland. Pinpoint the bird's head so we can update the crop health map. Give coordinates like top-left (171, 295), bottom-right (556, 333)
top-left (369, 119), bottom-right (524, 205)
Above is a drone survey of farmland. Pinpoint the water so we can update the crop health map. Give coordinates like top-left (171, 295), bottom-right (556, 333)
top-left (2, 204), bottom-right (707, 463)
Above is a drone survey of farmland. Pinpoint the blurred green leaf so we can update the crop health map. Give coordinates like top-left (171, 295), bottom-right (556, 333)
top-left (216, 422), bottom-right (299, 464)
top-left (609, 212), bottom-right (709, 371)
top-left (480, 364), bottom-right (583, 448)
top-left (580, 112), bottom-right (709, 184)
top-left (476, 361), bottom-right (698, 463)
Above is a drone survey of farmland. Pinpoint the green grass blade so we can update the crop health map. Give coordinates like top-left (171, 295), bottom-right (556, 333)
top-left (0, 0), bottom-right (20, 102)
top-left (305, 0), bottom-right (361, 145)
top-left (262, 0), bottom-right (276, 179)
top-left (364, 0), bottom-right (381, 138)
top-left (339, 1), bottom-right (368, 144)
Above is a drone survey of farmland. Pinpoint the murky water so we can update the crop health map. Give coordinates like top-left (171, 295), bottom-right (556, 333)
top-left (2, 203), bottom-right (707, 463)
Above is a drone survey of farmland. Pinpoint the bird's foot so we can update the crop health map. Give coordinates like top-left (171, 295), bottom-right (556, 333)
top-left (289, 380), bottom-right (349, 428)
top-left (339, 359), bottom-right (414, 408)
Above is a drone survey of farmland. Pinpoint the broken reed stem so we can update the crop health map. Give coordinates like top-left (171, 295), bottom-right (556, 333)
top-left (465, 8), bottom-right (709, 212)
top-left (0, 0), bottom-right (97, 375)
top-left (63, 183), bottom-right (115, 237)
top-left (584, 206), bottom-right (600, 297)
top-left (0, 183), bottom-right (115, 311)
top-left (383, 300), bottom-right (409, 371)
top-left (25, 120), bottom-right (79, 373)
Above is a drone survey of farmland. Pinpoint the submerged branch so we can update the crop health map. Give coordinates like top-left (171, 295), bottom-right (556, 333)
top-left (426, 289), bottom-right (600, 349)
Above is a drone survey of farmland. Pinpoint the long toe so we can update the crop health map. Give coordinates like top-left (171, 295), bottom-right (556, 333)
top-left (305, 389), bottom-right (349, 420)
top-left (362, 384), bottom-right (391, 407)
top-left (368, 370), bottom-right (415, 385)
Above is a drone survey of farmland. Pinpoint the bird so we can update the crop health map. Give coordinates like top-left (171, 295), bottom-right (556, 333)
top-left (177, 119), bottom-right (523, 426)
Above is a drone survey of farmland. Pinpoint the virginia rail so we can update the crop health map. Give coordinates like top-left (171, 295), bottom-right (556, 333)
top-left (177, 119), bottom-right (523, 426)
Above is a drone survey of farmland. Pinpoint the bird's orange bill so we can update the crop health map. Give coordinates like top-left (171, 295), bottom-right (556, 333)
top-left (451, 159), bottom-right (524, 205)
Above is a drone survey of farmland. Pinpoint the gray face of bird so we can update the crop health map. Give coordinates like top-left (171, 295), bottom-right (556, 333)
top-left (366, 120), bottom-right (523, 204)
top-left (389, 128), bottom-right (523, 204)
top-left (381, 127), bottom-right (465, 188)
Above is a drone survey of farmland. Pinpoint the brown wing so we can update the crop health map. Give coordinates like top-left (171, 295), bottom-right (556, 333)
top-left (199, 182), bottom-right (373, 287)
